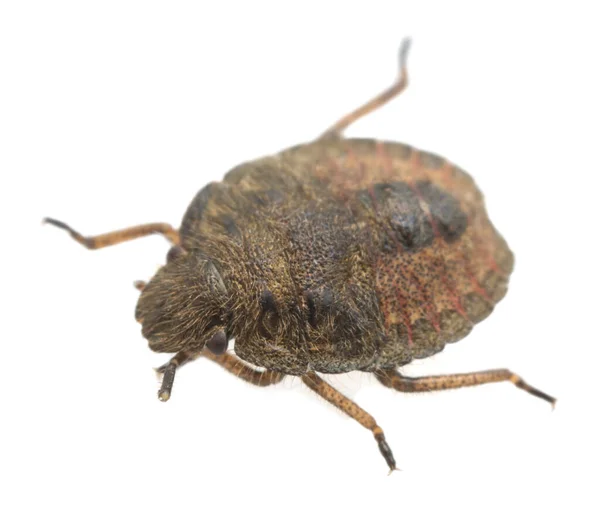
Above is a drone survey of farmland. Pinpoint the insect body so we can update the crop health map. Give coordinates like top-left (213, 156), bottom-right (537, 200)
top-left (45, 40), bottom-right (555, 472)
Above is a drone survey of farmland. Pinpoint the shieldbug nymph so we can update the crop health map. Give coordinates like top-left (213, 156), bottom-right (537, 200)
top-left (45, 39), bottom-right (555, 472)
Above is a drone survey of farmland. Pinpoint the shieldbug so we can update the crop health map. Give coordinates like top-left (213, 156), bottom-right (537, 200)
top-left (45, 39), bottom-right (555, 472)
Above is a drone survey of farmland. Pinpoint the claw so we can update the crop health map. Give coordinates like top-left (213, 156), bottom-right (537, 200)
top-left (43, 217), bottom-right (92, 248)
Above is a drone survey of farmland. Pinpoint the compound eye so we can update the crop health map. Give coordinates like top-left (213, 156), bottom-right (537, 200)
top-left (206, 330), bottom-right (228, 355)
top-left (167, 245), bottom-right (185, 263)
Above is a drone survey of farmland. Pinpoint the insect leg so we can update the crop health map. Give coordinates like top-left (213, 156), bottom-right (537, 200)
top-left (202, 350), bottom-right (286, 386)
top-left (375, 368), bottom-right (556, 408)
top-left (301, 372), bottom-right (397, 473)
top-left (319, 38), bottom-right (411, 139)
top-left (155, 350), bottom-right (198, 401)
top-left (44, 218), bottom-right (180, 249)
top-left (156, 350), bottom-right (284, 401)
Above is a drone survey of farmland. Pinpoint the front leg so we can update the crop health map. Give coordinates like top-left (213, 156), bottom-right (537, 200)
top-left (156, 349), bottom-right (285, 401)
top-left (44, 218), bottom-right (180, 249)
top-left (201, 350), bottom-right (286, 387)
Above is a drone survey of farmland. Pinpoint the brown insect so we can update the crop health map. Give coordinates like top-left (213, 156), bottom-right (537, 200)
top-left (45, 39), bottom-right (555, 472)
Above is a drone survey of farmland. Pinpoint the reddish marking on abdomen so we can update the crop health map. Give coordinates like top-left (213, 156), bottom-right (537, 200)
top-left (367, 184), bottom-right (412, 342)
top-left (406, 266), bottom-right (441, 332)
top-left (409, 151), bottom-right (471, 321)
top-left (394, 284), bottom-right (414, 346)
top-left (460, 249), bottom-right (492, 301)
top-left (488, 257), bottom-right (501, 274)
top-left (470, 276), bottom-right (490, 300)
top-left (444, 280), bottom-right (469, 319)
top-left (368, 158), bottom-right (440, 340)
top-left (437, 260), bottom-right (469, 320)
top-left (369, 180), bottom-right (429, 344)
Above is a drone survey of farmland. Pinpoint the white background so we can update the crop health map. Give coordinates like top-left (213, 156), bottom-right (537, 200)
top-left (1, 1), bottom-right (598, 509)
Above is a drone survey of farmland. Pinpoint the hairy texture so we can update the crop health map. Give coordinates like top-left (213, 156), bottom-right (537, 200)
top-left (138, 137), bottom-right (513, 374)
top-left (135, 255), bottom-right (228, 353)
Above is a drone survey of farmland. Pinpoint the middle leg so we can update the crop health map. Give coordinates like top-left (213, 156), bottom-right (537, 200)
top-left (302, 372), bottom-right (396, 473)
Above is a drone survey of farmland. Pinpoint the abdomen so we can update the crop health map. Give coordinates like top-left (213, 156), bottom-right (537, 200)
top-left (280, 137), bottom-right (514, 369)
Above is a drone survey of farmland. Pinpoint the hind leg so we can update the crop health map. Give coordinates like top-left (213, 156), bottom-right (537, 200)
top-left (320, 38), bottom-right (411, 139)
top-left (375, 368), bottom-right (556, 407)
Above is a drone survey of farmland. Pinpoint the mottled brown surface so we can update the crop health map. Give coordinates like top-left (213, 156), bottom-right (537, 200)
top-left (46, 38), bottom-right (555, 473)
top-left (175, 136), bottom-right (513, 374)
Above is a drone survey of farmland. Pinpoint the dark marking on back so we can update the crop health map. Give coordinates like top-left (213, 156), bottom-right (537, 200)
top-left (219, 215), bottom-right (242, 239)
top-left (260, 289), bottom-right (277, 314)
top-left (258, 289), bottom-right (278, 340)
top-left (369, 182), bottom-right (435, 252)
top-left (265, 189), bottom-right (285, 204)
top-left (304, 290), bottom-right (317, 328)
top-left (304, 288), bottom-right (335, 329)
top-left (415, 181), bottom-right (468, 243)
top-left (247, 189), bottom-right (285, 207)
top-left (321, 288), bottom-right (334, 309)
